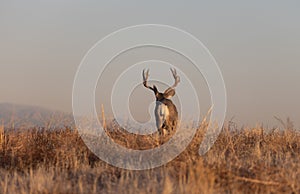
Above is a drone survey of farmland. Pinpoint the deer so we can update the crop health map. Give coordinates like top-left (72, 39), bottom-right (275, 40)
top-left (142, 68), bottom-right (180, 135)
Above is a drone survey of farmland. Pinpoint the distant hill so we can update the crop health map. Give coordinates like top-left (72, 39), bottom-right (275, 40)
top-left (0, 103), bottom-right (74, 129)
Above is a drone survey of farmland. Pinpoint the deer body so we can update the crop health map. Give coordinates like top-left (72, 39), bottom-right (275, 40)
top-left (155, 99), bottom-right (178, 135)
top-left (142, 68), bottom-right (180, 135)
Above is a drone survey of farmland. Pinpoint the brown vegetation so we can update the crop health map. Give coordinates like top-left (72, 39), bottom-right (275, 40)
top-left (0, 123), bottom-right (299, 194)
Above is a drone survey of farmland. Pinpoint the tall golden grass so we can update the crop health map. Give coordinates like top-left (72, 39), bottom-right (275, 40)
top-left (0, 121), bottom-right (299, 194)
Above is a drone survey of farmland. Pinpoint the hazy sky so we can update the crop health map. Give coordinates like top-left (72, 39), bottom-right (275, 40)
top-left (0, 1), bottom-right (299, 127)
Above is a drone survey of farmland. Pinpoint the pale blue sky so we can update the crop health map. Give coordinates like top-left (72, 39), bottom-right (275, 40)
top-left (0, 1), bottom-right (299, 127)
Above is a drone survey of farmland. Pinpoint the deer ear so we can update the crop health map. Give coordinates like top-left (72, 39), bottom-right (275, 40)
top-left (163, 88), bottom-right (175, 99)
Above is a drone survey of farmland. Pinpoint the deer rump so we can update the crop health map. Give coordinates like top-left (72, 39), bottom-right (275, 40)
top-left (155, 99), bottom-right (178, 135)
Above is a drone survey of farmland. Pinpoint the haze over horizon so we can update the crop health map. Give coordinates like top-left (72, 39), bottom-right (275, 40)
top-left (0, 1), bottom-right (299, 128)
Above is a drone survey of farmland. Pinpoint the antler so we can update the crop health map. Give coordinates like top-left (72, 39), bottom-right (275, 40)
top-left (142, 69), bottom-right (156, 92)
top-left (170, 68), bottom-right (180, 88)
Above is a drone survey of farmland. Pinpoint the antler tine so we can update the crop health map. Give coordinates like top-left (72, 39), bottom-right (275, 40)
top-left (170, 68), bottom-right (180, 88)
top-left (142, 69), bottom-right (155, 91)
top-left (142, 69), bottom-right (147, 81)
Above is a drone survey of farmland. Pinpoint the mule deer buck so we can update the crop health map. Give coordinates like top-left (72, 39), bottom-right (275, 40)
top-left (142, 68), bottom-right (180, 135)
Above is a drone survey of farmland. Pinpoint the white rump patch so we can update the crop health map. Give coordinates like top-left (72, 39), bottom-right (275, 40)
top-left (154, 101), bottom-right (169, 129)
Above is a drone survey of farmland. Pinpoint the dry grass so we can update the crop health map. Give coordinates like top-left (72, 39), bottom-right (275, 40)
top-left (0, 122), bottom-right (299, 194)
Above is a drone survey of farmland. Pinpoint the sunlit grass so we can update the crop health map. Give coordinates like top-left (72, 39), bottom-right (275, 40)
top-left (0, 121), bottom-right (299, 193)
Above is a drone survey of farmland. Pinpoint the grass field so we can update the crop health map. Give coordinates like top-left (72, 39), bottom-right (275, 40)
top-left (0, 121), bottom-right (299, 194)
